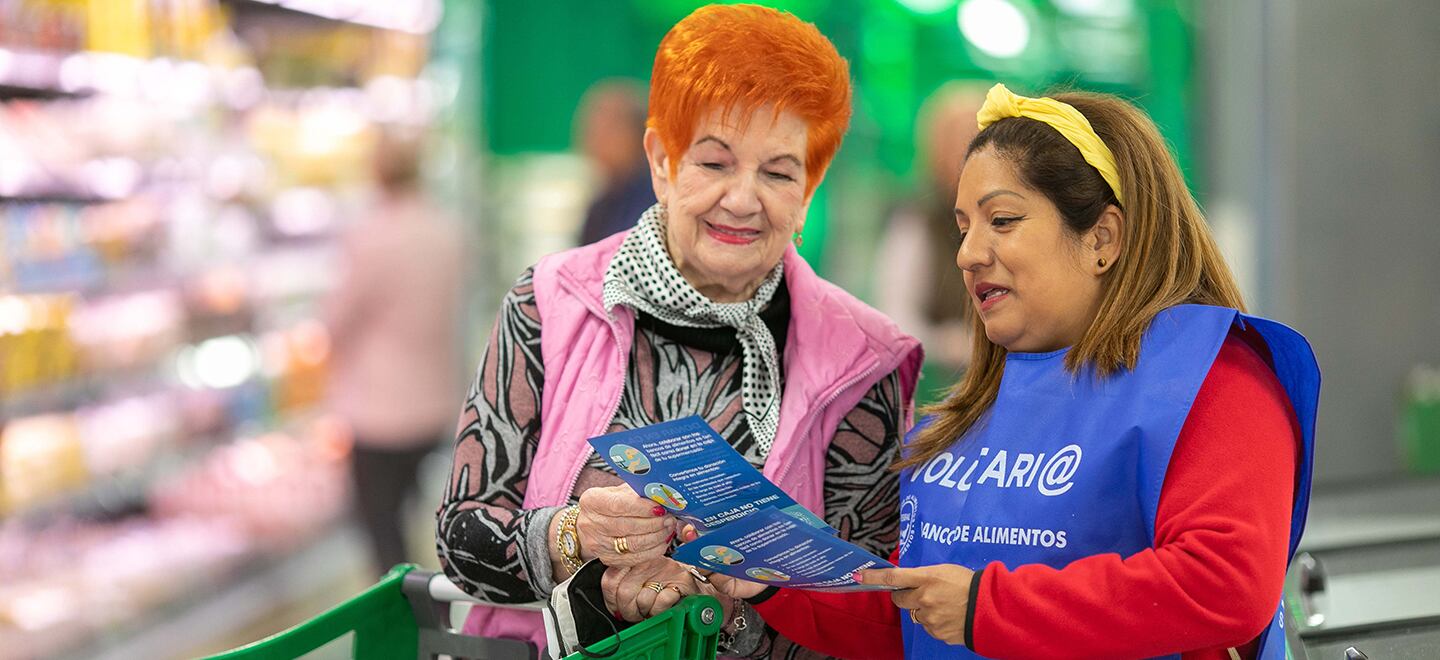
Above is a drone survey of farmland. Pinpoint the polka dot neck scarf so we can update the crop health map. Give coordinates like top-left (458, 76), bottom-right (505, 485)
top-left (602, 204), bottom-right (785, 454)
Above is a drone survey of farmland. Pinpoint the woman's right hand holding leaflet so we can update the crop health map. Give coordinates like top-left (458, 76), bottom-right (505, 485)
top-left (576, 485), bottom-right (676, 567)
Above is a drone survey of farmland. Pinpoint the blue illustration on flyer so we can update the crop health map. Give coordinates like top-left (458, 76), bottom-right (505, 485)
top-left (587, 415), bottom-right (834, 533)
top-left (671, 507), bottom-right (897, 592)
top-left (589, 416), bottom-right (895, 592)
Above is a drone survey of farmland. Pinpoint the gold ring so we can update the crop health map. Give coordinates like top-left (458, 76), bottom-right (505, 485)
top-left (614, 536), bottom-right (631, 554)
top-left (644, 581), bottom-right (665, 594)
top-left (910, 609), bottom-right (920, 624)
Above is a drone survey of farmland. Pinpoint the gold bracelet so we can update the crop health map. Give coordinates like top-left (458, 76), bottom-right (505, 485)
top-left (556, 505), bottom-right (583, 574)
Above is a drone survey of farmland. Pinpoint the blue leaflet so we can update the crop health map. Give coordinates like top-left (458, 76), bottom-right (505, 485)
top-left (671, 507), bottom-right (897, 592)
top-left (589, 416), bottom-right (895, 591)
top-left (587, 415), bottom-right (832, 534)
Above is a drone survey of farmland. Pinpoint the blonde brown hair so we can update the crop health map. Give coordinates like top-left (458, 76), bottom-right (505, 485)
top-left (897, 89), bottom-right (1246, 470)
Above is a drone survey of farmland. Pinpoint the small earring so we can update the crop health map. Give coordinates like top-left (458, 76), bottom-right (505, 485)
top-left (792, 232), bottom-right (804, 248)
top-left (1097, 257), bottom-right (1107, 268)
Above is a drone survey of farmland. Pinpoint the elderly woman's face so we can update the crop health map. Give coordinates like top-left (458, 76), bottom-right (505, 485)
top-left (644, 106), bottom-right (809, 303)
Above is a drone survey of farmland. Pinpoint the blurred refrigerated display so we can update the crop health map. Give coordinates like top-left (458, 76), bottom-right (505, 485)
top-left (0, 0), bottom-right (449, 656)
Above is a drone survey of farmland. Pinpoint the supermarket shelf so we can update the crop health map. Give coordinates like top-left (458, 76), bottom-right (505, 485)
top-left (0, 193), bottom-right (112, 204)
top-left (3, 391), bottom-right (327, 526)
top-left (6, 432), bottom-right (225, 524)
top-left (0, 380), bottom-right (103, 418)
top-left (0, 47), bottom-right (91, 99)
top-left (56, 523), bottom-right (366, 660)
top-left (0, 45), bottom-right (264, 107)
top-left (5, 7), bottom-right (416, 660)
top-left (0, 82), bottom-right (84, 100)
top-left (222, 0), bottom-right (441, 35)
top-left (0, 367), bottom-right (171, 420)
top-left (2, 43), bottom-right (433, 131)
top-left (5, 263), bottom-right (179, 297)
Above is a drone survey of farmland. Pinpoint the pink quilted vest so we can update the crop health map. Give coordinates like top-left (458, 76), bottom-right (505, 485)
top-left (462, 232), bottom-right (923, 652)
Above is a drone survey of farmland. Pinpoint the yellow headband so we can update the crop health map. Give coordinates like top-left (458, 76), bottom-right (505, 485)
top-left (976, 83), bottom-right (1124, 206)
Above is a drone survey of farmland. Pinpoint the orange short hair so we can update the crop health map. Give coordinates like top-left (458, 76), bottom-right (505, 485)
top-left (648, 4), bottom-right (852, 196)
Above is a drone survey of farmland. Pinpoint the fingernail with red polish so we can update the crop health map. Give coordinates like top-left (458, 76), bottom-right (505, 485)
top-left (652, 505), bottom-right (666, 517)
top-left (851, 571), bottom-right (864, 583)
top-left (613, 611), bottom-right (623, 619)
top-left (667, 531), bottom-right (676, 543)
top-left (685, 529), bottom-right (698, 542)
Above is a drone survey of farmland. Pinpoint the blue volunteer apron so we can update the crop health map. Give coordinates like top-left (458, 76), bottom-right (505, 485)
top-left (898, 305), bottom-right (1320, 659)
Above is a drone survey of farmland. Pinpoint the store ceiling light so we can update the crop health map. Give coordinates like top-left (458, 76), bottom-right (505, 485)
top-left (895, 0), bottom-right (957, 14)
top-left (1052, 0), bottom-right (1133, 19)
top-left (0, 296), bottom-right (32, 335)
top-left (186, 335), bottom-right (259, 390)
top-left (958, 0), bottom-right (1031, 59)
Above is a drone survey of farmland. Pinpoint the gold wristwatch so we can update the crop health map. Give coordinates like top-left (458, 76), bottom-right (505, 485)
top-left (556, 505), bottom-right (583, 574)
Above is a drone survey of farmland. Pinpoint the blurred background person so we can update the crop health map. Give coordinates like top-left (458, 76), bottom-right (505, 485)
top-left (575, 78), bottom-right (656, 246)
top-left (874, 81), bottom-right (989, 398)
top-left (324, 127), bottom-right (464, 576)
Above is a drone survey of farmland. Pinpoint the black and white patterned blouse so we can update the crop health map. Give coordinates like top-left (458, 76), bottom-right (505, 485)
top-left (438, 267), bottom-right (903, 659)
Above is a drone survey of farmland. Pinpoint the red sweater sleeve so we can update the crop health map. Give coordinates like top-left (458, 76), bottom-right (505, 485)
top-left (972, 331), bottom-right (1300, 659)
top-left (751, 548), bottom-right (904, 659)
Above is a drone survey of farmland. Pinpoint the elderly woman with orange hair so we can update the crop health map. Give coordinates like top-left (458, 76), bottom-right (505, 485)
top-left (435, 5), bottom-right (923, 656)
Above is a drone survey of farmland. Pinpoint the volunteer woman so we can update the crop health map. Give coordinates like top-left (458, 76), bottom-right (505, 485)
top-left (435, 5), bottom-right (923, 657)
top-left (698, 85), bottom-right (1320, 659)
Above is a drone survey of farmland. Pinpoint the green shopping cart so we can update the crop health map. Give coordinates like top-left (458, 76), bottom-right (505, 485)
top-left (205, 564), bottom-right (722, 660)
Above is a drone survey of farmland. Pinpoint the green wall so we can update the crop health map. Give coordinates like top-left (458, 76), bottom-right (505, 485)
top-left (479, 0), bottom-right (1197, 177)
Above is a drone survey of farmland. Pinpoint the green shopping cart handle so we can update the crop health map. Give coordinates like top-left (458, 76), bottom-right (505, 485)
top-left (560, 592), bottom-right (723, 660)
top-left (204, 564), bottom-right (723, 660)
top-left (204, 564), bottom-right (426, 660)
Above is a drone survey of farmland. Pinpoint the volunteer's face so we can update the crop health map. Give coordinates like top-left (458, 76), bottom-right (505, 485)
top-left (645, 106), bottom-right (809, 303)
top-left (954, 148), bottom-right (1103, 353)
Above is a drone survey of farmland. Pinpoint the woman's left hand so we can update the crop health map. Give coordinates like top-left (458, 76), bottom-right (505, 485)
top-left (857, 564), bottom-right (976, 646)
top-left (601, 558), bottom-right (698, 622)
